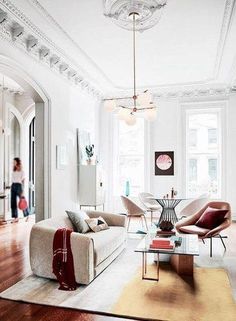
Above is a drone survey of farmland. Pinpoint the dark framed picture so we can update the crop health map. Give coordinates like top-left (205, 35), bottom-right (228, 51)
top-left (155, 151), bottom-right (174, 176)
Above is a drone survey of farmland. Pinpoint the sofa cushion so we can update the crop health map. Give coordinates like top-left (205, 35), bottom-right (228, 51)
top-left (179, 225), bottom-right (210, 236)
top-left (195, 207), bottom-right (228, 230)
top-left (66, 210), bottom-right (90, 233)
top-left (85, 216), bottom-right (109, 233)
top-left (87, 226), bottom-right (126, 266)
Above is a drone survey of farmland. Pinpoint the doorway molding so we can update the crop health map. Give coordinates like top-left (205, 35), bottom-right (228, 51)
top-left (0, 55), bottom-right (51, 221)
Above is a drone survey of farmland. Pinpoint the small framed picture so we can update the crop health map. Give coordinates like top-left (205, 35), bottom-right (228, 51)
top-left (155, 151), bottom-right (174, 176)
top-left (56, 145), bottom-right (68, 170)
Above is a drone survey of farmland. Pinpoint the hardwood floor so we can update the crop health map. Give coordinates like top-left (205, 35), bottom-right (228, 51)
top-left (0, 219), bottom-right (235, 320)
top-left (0, 221), bottom-right (139, 321)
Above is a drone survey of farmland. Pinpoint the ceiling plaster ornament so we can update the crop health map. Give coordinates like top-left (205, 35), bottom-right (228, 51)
top-left (0, 0), bottom-right (103, 99)
top-left (104, 0), bottom-right (167, 31)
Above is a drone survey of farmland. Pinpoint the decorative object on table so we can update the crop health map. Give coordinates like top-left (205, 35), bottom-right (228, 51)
top-left (171, 236), bottom-right (182, 246)
top-left (103, 3), bottom-right (168, 125)
top-left (155, 151), bottom-right (174, 176)
top-left (125, 180), bottom-right (130, 197)
top-left (159, 220), bottom-right (174, 231)
top-left (156, 219), bottom-right (175, 236)
top-left (156, 229), bottom-right (176, 236)
top-left (85, 144), bottom-right (94, 165)
top-left (56, 144), bottom-right (68, 170)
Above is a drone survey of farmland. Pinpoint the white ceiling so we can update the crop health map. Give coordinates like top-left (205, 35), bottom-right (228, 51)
top-left (12, 0), bottom-right (236, 94)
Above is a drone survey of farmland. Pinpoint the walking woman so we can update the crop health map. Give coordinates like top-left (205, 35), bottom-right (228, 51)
top-left (11, 157), bottom-right (30, 223)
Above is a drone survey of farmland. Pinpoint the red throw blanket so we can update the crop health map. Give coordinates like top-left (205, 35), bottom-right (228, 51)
top-left (52, 228), bottom-right (77, 291)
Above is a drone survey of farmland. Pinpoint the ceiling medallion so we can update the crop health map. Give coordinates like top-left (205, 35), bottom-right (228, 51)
top-left (104, 0), bottom-right (167, 31)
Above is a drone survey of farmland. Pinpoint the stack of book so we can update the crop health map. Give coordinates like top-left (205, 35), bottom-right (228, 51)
top-left (150, 238), bottom-right (175, 251)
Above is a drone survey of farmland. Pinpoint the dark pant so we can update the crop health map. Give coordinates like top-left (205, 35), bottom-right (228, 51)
top-left (11, 183), bottom-right (29, 218)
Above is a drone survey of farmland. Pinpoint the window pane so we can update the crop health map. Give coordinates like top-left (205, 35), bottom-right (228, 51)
top-left (189, 129), bottom-right (197, 147)
top-left (186, 111), bottom-right (221, 198)
top-left (189, 159), bottom-right (197, 181)
top-left (208, 128), bottom-right (217, 145)
top-left (208, 159), bottom-right (217, 180)
top-left (115, 118), bottom-right (145, 196)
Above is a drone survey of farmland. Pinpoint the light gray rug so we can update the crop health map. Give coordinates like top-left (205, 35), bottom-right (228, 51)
top-left (0, 237), bottom-right (147, 316)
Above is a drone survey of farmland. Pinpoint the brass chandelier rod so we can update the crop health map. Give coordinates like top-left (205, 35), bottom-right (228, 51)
top-left (132, 12), bottom-right (137, 109)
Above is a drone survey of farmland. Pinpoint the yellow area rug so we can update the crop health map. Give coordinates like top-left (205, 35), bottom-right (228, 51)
top-left (112, 264), bottom-right (236, 321)
top-left (1, 261), bottom-right (235, 321)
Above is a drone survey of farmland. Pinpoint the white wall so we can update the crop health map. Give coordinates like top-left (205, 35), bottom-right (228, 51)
top-left (149, 100), bottom-right (183, 199)
top-left (226, 94), bottom-right (236, 218)
top-left (0, 41), bottom-right (100, 218)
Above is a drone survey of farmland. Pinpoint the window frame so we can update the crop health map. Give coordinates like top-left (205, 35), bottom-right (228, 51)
top-left (181, 102), bottom-right (226, 199)
top-left (111, 115), bottom-right (150, 197)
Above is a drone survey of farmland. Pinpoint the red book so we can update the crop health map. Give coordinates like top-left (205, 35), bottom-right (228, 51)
top-left (152, 240), bottom-right (170, 246)
top-left (150, 244), bottom-right (174, 249)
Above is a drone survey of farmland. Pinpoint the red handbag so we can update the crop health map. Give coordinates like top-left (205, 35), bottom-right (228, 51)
top-left (18, 196), bottom-right (28, 210)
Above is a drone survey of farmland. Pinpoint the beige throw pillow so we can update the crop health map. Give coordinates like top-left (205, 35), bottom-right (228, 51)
top-left (85, 216), bottom-right (109, 233)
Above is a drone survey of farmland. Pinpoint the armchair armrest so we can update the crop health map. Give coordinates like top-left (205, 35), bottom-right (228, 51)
top-left (204, 219), bottom-right (231, 238)
top-left (86, 210), bottom-right (127, 227)
top-left (175, 211), bottom-right (202, 231)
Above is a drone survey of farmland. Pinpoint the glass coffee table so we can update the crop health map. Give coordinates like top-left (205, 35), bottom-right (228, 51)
top-left (135, 234), bottom-right (199, 281)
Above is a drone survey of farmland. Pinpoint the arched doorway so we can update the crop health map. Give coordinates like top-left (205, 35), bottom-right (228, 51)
top-left (0, 55), bottom-right (51, 222)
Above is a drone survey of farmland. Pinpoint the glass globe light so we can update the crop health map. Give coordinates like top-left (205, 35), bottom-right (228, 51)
top-left (137, 91), bottom-right (152, 106)
top-left (144, 108), bottom-right (157, 121)
top-left (118, 108), bottom-right (130, 120)
top-left (104, 100), bottom-right (116, 112)
top-left (125, 113), bottom-right (137, 126)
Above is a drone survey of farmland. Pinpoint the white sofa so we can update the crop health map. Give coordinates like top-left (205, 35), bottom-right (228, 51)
top-left (30, 211), bottom-right (127, 285)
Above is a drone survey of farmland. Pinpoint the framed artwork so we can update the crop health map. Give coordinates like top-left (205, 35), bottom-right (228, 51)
top-left (56, 144), bottom-right (68, 170)
top-left (155, 151), bottom-right (174, 176)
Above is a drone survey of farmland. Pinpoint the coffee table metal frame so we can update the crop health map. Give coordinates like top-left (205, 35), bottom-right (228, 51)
top-left (136, 234), bottom-right (199, 282)
top-left (142, 251), bottom-right (160, 281)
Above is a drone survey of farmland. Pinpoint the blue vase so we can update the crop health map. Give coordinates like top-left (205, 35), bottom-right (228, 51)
top-left (125, 181), bottom-right (130, 197)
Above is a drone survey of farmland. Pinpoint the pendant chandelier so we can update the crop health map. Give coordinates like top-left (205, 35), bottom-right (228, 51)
top-left (104, 11), bottom-right (157, 126)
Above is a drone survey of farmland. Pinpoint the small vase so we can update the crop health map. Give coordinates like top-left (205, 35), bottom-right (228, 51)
top-left (86, 159), bottom-right (92, 165)
top-left (125, 181), bottom-right (130, 197)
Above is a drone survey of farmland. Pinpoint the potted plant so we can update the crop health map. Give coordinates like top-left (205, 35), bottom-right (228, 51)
top-left (85, 144), bottom-right (94, 165)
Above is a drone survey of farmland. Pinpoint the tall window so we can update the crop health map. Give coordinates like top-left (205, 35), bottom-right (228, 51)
top-left (114, 118), bottom-right (145, 196)
top-left (186, 110), bottom-right (221, 198)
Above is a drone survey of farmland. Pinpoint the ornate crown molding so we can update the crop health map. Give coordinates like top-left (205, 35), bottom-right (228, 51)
top-left (103, 0), bottom-right (167, 31)
top-left (1, 0), bottom-right (235, 99)
top-left (104, 85), bottom-right (232, 101)
top-left (28, 0), bottom-right (235, 96)
top-left (0, 0), bottom-right (103, 99)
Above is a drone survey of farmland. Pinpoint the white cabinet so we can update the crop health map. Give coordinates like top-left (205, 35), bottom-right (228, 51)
top-left (79, 165), bottom-right (105, 207)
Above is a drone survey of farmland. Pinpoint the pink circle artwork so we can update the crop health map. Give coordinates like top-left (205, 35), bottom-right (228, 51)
top-left (156, 154), bottom-right (172, 170)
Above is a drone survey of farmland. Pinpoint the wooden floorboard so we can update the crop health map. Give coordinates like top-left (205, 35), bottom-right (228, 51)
top-left (0, 218), bottom-right (235, 320)
top-left (0, 221), bottom-right (139, 321)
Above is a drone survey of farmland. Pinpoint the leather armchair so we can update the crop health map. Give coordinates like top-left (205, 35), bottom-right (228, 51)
top-left (175, 201), bottom-right (231, 256)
